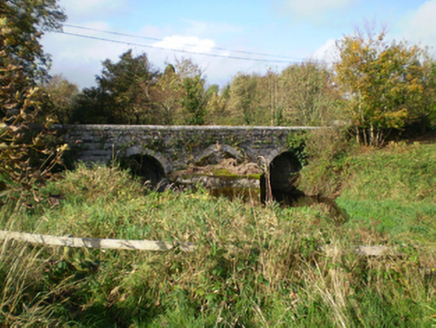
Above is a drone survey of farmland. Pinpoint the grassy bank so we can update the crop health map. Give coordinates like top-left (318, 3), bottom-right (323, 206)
top-left (0, 142), bottom-right (435, 327)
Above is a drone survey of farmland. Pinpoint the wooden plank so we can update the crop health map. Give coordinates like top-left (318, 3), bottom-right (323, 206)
top-left (354, 245), bottom-right (402, 257)
top-left (321, 245), bottom-right (402, 257)
top-left (0, 230), bottom-right (402, 256)
top-left (0, 230), bottom-right (197, 252)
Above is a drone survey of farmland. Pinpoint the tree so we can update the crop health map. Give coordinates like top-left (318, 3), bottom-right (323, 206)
top-left (73, 50), bottom-right (160, 124)
top-left (70, 87), bottom-right (115, 124)
top-left (97, 50), bottom-right (159, 124)
top-left (175, 58), bottom-right (203, 80)
top-left (266, 68), bottom-right (280, 126)
top-left (279, 63), bottom-right (338, 126)
top-left (205, 92), bottom-right (226, 124)
top-left (1, 0), bottom-right (65, 119)
top-left (205, 84), bottom-right (219, 98)
top-left (228, 73), bottom-right (259, 125)
top-left (420, 62), bottom-right (436, 132)
top-left (175, 59), bottom-right (207, 125)
top-left (0, 0), bottom-right (67, 200)
top-left (181, 75), bottom-right (207, 125)
top-left (229, 73), bottom-right (256, 125)
top-left (335, 30), bottom-right (431, 146)
top-left (152, 64), bottom-right (182, 125)
top-left (41, 75), bottom-right (79, 123)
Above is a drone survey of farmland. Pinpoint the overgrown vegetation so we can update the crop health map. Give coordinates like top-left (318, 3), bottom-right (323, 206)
top-left (1, 144), bottom-right (435, 326)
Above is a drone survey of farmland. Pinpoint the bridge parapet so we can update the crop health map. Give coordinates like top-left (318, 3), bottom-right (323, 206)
top-left (58, 125), bottom-right (319, 173)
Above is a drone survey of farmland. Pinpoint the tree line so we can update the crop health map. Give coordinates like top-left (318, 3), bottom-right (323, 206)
top-left (43, 54), bottom-right (340, 128)
top-left (44, 33), bottom-right (436, 147)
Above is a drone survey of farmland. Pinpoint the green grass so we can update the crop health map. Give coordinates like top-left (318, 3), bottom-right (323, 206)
top-left (0, 141), bottom-right (435, 327)
top-left (332, 142), bottom-right (436, 250)
top-left (340, 142), bottom-right (436, 202)
top-left (338, 199), bottom-right (436, 244)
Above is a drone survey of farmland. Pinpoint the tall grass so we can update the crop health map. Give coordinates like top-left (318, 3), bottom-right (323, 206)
top-left (0, 144), bottom-right (435, 327)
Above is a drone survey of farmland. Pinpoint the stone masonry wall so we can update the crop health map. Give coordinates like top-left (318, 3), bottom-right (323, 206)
top-left (57, 125), bottom-right (317, 174)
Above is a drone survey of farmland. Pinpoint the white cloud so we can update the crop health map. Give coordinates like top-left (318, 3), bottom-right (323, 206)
top-left (310, 38), bottom-right (340, 64)
top-left (153, 36), bottom-right (216, 54)
top-left (149, 36), bottom-right (286, 88)
top-left (150, 36), bottom-right (240, 85)
top-left (402, 0), bottom-right (436, 51)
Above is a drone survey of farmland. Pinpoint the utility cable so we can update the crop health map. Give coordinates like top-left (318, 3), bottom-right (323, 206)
top-left (63, 23), bottom-right (303, 61)
top-left (56, 30), bottom-right (300, 64)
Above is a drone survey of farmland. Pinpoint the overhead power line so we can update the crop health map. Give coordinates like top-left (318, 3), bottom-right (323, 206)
top-left (63, 24), bottom-right (162, 42)
top-left (63, 23), bottom-right (303, 61)
top-left (55, 30), bottom-right (300, 64)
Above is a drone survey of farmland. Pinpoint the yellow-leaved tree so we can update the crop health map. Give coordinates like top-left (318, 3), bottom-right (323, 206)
top-left (335, 30), bottom-right (432, 146)
top-left (0, 0), bottom-right (66, 202)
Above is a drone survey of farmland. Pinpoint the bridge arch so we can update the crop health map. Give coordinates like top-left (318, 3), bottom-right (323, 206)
top-left (262, 151), bottom-right (304, 204)
top-left (194, 143), bottom-right (244, 165)
top-left (125, 146), bottom-right (172, 174)
top-left (121, 147), bottom-right (170, 188)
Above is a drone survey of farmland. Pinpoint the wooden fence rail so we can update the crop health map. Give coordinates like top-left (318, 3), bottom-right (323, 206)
top-left (0, 230), bottom-right (197, 252)
top-left (0, 230), bottom-right (402, 256)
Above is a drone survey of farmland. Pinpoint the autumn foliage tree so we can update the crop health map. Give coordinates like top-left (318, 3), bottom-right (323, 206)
top-left (152, 64), bottom-right (181, 125)
top-left (228, 73), bottom-right (259, 125)
top-left (222, 64), bottom-right (338, 126)
top-left (278, 63), bottom-right (339, 126)
top-left (41, 74), bottom-right (79, 124)
top-left (0, 0), bottom-right (67, 201)
top-left (335, 30), bottom-right (432, 146)
top-left (175, 59), bottom-right (207, 125)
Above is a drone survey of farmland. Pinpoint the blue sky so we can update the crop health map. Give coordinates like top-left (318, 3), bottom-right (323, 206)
top-left (41, 0), bottom-right (436, 89)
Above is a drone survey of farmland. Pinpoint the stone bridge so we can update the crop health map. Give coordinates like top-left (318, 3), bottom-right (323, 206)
top-left (59, 125), bottom-right (319, 200)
